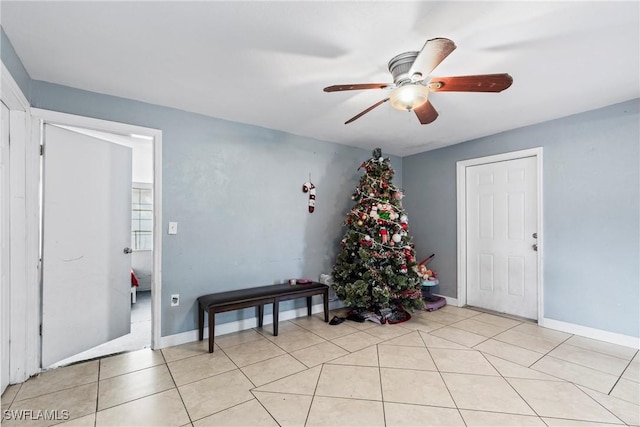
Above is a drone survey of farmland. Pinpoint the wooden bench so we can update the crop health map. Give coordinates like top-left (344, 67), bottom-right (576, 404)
top-left (198, 282), bottom-right (329, 352)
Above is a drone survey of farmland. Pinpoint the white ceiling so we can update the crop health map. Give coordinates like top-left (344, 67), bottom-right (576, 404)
top-left (2, 1), bottom-right (639, 156)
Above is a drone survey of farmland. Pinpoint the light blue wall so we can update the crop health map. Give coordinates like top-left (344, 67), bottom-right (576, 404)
top-left (0, 27), bottom-right (31, 100)
top-left (403, 99), bottom-right (640, 337)
top-left (30, 80), bottom-right (403, 337)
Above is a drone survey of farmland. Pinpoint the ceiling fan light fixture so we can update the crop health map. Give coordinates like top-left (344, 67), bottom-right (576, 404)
top-left (389, 84), bottom-right (429, 111)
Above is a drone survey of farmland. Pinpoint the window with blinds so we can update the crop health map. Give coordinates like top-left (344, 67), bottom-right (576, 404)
top-left (132, 185), bottom-right (153, 251)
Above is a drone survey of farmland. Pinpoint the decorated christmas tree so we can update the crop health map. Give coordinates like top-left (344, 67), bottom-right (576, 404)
top-left (332, 148), bottom-right (423, 319)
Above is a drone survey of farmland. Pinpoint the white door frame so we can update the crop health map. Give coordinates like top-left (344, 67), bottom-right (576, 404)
top-left (30, 108), bottom-right (163, 362)
top-left (456, 147), bottom-right (544, 322)
top-left (1, 62), bottom-right (36, 384)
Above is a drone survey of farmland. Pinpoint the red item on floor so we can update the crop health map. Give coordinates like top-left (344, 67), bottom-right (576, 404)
top-left (131, 269), bottom-right (139, 287)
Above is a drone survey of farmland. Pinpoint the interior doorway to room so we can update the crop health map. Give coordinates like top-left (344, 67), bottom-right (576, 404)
top-left (42, 124), bottom-right (155, 368)
top-left (457, 149), bottom-right (542, 321)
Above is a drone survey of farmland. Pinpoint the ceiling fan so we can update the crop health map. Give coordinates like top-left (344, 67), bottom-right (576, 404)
top-left (324, 38), bottom-right (513, 125)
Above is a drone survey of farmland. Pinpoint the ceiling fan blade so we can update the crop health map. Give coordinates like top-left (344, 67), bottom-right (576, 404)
top-left (414, 100), bottom-right (439, 124)
top-left (428, 73), bottom-right (513, 92)
top-left (409, 38), bottom-right (457, 78)
top-left (344, 98), bottom-right (390, 124)
top-left (324, 83), bottom-right (390, 92)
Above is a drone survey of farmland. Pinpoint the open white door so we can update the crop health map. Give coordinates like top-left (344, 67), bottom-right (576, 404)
top-left (41, 124), bottom-right (132, 367)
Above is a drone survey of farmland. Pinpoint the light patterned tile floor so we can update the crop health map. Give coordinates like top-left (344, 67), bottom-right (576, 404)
top-left (2, 306), bottom-right (639, 426)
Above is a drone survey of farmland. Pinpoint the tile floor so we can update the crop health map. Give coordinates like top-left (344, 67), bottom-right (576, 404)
top-left (2, 305), bottom-right (639, 426)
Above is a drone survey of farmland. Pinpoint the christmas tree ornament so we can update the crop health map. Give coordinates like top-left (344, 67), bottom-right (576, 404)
top-left (400, 215), bottom-right (408, 223)
top-left (302, 182), bottom-right (316, 213)
top-left (392, 233), bottom-right (402, 243)
top-left (380, 227), bottom-right (388, 244)
top-left (357, 220), bottom-right (363, 226)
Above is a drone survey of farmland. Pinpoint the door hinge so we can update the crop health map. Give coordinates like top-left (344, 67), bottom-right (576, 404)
top-left (39, 324), bottom-right (42, 336)
top-left (40, 145), bottom-right (44, 156)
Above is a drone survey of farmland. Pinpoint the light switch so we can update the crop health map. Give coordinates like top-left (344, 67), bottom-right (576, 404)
top-left (168, 221), bottom-right (178, 235)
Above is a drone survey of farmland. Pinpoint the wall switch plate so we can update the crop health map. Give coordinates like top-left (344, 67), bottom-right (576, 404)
top-left (171, 294), bottom-right (179, 306)
top-left (168, 222), bottom-right (178, 235)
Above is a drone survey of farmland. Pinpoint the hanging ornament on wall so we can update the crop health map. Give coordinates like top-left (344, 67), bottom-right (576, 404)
top-left (302, 179), bottom-right (316, 213)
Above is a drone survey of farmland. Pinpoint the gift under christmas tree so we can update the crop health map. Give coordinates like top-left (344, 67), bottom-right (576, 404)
top-left (332, 148), bottom-right (423, 321)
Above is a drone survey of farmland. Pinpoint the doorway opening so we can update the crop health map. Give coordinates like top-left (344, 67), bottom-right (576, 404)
top-left (29, 109), bottom-right (162, 371)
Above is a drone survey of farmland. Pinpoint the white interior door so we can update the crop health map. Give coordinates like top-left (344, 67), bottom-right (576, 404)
top-left (466, 156), bottom-right (538, 319)
top-left (1, 102), bottom-right (10, 392)
top-left (41, 124), bottom-right (132, 367)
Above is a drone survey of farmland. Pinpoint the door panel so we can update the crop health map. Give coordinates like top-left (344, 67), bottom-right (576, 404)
top-left (466, 156), bottom-right (537, 319)
top-left (41, 124), bottom-right (132, 367)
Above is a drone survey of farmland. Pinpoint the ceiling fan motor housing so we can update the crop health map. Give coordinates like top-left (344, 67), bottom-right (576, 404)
top-left (388, 51), bottom-right (420, 86)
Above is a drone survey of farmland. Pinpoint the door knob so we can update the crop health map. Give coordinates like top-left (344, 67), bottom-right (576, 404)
top-left (123, 247), bottom-right (133, 254)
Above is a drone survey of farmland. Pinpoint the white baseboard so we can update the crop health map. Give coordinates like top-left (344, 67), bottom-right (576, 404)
top-left (541, 317), bottom-right (640, 349)
top-left (158, 303), bottom-right (328, 349)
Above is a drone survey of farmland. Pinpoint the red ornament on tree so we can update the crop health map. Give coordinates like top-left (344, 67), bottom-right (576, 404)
top-left (380, 227), bottom-right (388, 244)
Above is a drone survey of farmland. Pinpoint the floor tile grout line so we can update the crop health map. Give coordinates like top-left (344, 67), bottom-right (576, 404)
top-left (188, 397), bottom-right (255, 425)
top-left (288, 343), bottom-right (351, 369)
top-left (1, 382), bottom-right (22, 411)
top-left (574, 381), bottom-right (630, 425)
top-left (617, 351), bottom-right (640, 385)
top-left (374, 344), bottom-right (386, 426)
top-left (247, 390), bottom-right (282, 427)
top-left (480, 349), bottom-right (544, 420)
top-left (99, 361), bottom-right (167, 382)
top-left (283, 317), bottom-right (364, 343)
top-left (165, 354), bottom-right (194, 426)
top-left (217, 343), bottom-right (261, 391)
top-left (11, 378), bottom-right (99, 405)
top-left (544, 350), bottom-right (631, 379)
top-left (560, 341), bottom-right (640, 363)
top-left (423, 344), bottom-right (462, 419)
top-left (484, 332), bottom-right (571, 363)
top-left (417, 329), bottom-right (477, 350)
top-left (303, 362), bottom-right (325, 427)
top-left (94, 360), bottom-right (101, 427)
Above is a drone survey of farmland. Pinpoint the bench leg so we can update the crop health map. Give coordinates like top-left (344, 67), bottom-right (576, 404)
top-left (258, 305), bottom-right (264, 328)
top-left (307, 296), bottom-right (312, 316)
top-left (208, 309), bottom-right (215, 353)
top-left (273, 299), bottom-right (280, 336)
top-left (198, 305), bottom-right (204, 341)
top-left (323, 289), bottom-right (329, 322)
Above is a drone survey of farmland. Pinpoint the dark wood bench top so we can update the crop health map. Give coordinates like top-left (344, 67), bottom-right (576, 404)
top-left (198, 282), bottom-right (330, 352)
top-left (197, 282), bottom-right (328, 308)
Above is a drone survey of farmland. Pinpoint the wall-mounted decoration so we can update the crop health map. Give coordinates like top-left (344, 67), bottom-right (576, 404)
top-left (302, 180), bottom-right (316, 213)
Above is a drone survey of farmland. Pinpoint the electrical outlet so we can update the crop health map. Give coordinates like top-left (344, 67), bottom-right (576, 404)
top-left (168, 222), bottom-right (178, 235)
top-left (171, 294), bottom-right (180, 307)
